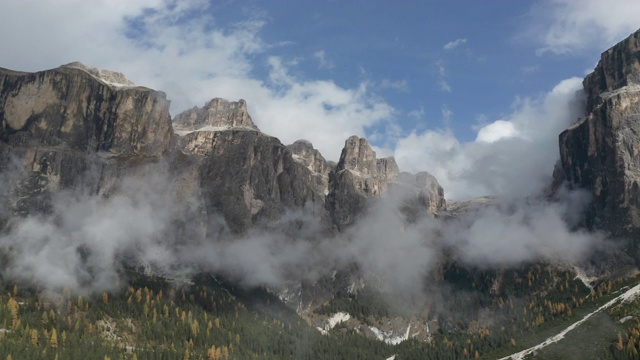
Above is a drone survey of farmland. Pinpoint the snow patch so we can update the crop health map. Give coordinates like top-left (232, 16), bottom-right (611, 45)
top-left (573, 266), bottom-right (596, 290)
top-left (317, 312), bottom-right (351, 335)
top-left (620, 316), bottom-right (634, 323)
top-left (370, 324), bottom-right (411, 345)
top-left (174, 125), bottom-right (258, 136)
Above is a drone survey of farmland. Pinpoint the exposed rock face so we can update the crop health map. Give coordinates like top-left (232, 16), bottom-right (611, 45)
top-left (396, 171), bottom-right (446, 215)
top-left (0, 63), bottom-right (446, 237)
top-left (326, 136), bottom-right (400, 230)
top-left (557, 29), bottom-right (640, 244)
top-left (287, 140), bottom-right (332, 196)
top-left (0, 63), bottom-right (173, 215)
top-left (173, 98), bottom-right (258, 134)
top-left (0, 63), bottom-right (172, 156)
top-left (178, 129), bottom-right (326, 233)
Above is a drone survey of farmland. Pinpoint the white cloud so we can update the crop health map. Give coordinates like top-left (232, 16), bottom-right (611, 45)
top-left (476, 120), bottom-right (518, 143)
top-left (408, 106), bottom-right (425, 120)
top-left (0, 0), bottom-right (394, 162)
top-left (521, 65), bottom-right (540, 75)
top-left (435, 60), bottom-right (451, 92)
top-left (441, 104), bottom-right (453, 125)
top-left (531, 0), bottom-right (640, 55)
top-left (378, 79), bottom-right (409, 92)
top-left (439, 80), bottom-right (452, 93)
top-left (313, 50), bottom-right (335, 69)
top-left (443, 38), bottom-right (467, 50)
top-left (394, 77), bottom-right (584, 199)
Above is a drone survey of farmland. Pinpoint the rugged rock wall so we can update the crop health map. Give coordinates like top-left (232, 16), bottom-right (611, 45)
top-left (0, 63), bottom-right (445, 236)
top-left (325, 136), bottom-right (445, 230)
top-left (0, 63), bottom-right (173, 216)
top-left (557, 29), bottom-right (640, 244)
top-left (396, 171), bottom-right (446, 215)
top-left (177, 129), bottom-right (326, 233)
top-left (287, 140), bottom-right (332, 196)
top-left (173, 98), bottom-right (258, 133)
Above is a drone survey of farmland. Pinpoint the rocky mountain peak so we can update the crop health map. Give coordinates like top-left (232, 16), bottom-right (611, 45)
top-left (337, 135), bottom-right (399, 181)
top-left (173, 98), bottom-right (258, 135)
top-left (62, 62), bottom-right (136, 87)
top-left (396, 171), bottom-right (446, 214)
top-left (556, 28), bottom-right (640, 256)
top-left (287, 140), bottom-right (332, 195)
top-left (0, 63), bottom-right (171, 157)
top-left (327, 136), bottom-right (404, 229)
top-left (288, 140), bottom-right (331, 174)
top-left (583, 29), bottom-right (640, 111)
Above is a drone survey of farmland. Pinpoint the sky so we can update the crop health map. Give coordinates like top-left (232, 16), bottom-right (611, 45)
top-left (1, 0), bottom-right (640, 199)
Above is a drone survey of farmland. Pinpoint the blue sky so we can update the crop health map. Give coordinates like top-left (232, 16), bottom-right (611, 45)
top-left (1, 0), bottom-right (640, 199)
top-left (200, 0), bottom-right (604, 142)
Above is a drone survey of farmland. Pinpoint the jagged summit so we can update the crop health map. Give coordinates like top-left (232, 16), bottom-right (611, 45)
top-left (61, 61), bottom-right (137, 88)
top-left (173, 98), bottom-right (259, 135)
top-left (583, 29), bottom-right (640, 111)
top-left (337, 136), bottom-right (398, 181)
top-left (326, 135), bottom-right (445, 229)
top-left (556, 27), bottom-right (640, 256)
top-left (0, 63), bottom-right (171, 158)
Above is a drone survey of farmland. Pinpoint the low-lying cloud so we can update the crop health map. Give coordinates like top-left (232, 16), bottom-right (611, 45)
top-left (394, 77), bottom-right (584, 200)
top-left (0, 157), bottom-right (603, 301)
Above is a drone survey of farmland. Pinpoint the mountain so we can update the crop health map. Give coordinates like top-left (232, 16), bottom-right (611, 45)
top-left (0, 63), bottom-right (445, 234)
top-left (2, 29), bottom-right (640, 359)
top-left (555, 28), bottom-right (640, 261)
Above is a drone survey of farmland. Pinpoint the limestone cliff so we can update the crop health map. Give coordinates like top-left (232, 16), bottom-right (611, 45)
top-left (0, 63), bottom-right (446, 236)
top-left (0, 63), bottom-right (174, 216)
top-left (287, 140), bottom-right (332, 196)
top-left (396, 171), bottom-right (446, 215)
top-left (173, 98), bottom-right (258, 134)
top-left (556, 29), bottom-right (640, 247)
top-left (177, 129), bottom-right (326, 233)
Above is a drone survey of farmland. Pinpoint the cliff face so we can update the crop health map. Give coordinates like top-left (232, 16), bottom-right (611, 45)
top-left (0, 63), bottom-right (172, 156)
top-left (0, 63), bottom-right (173, 216)
top-left (178, 129), bottom-right (326, 233)
top-left (173, 98), bottom-right (258, 133)
top-left (0, 63), bottom-right (445, 236)
top-left (557, 29), bottom-right (640, 243)
top-left (325, 136), bottom-right (446, 230)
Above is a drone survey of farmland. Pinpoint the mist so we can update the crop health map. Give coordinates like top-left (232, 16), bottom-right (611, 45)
top-left (394, 77), bottom-right (586, 200)
top-left (0, 75), bottom-right (607, 310)
top-left (0, 163), bottom-right (602, 304)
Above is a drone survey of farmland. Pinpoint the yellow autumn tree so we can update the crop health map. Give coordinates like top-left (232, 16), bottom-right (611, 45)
top-left (7, 298), bottom-right (19, 330)
top-left (50, 328), bottom-right (58, 349)
top-left (30, 329), bottom-right (39, 347)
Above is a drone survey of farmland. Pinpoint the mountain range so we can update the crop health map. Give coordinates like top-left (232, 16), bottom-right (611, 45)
top-left (1, 27), bottom-right (640, 360)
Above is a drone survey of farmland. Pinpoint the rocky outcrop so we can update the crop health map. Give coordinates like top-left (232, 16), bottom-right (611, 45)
top-left (0, 63), bottom-right (446, 236)
top-left (396, 171), bottom-right (446, 215)
top-left (326, 136), bottom-right (400, 230)
top-left (0, 63), bottom-right (172, 157)
top-left (556, 29), bottom-right (640, 244)
top-left (178, 129), bottom-right (326, 233)
top-left (0, 63), bottom-right (173, 215)
top-left (173, 98), bottom-right (258, 134)
top-left (287, 140), bottom-right (332, 196)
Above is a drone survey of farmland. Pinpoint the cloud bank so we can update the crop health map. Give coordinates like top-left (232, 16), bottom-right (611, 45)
top-left (0, 0), bottom-right (392, 162)
top-left (394, 77), bottom-right (584, 199)
top-left (0, 0), bottom-right (622, 303)
top-left (530, 0), bottom-right (640, 55)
